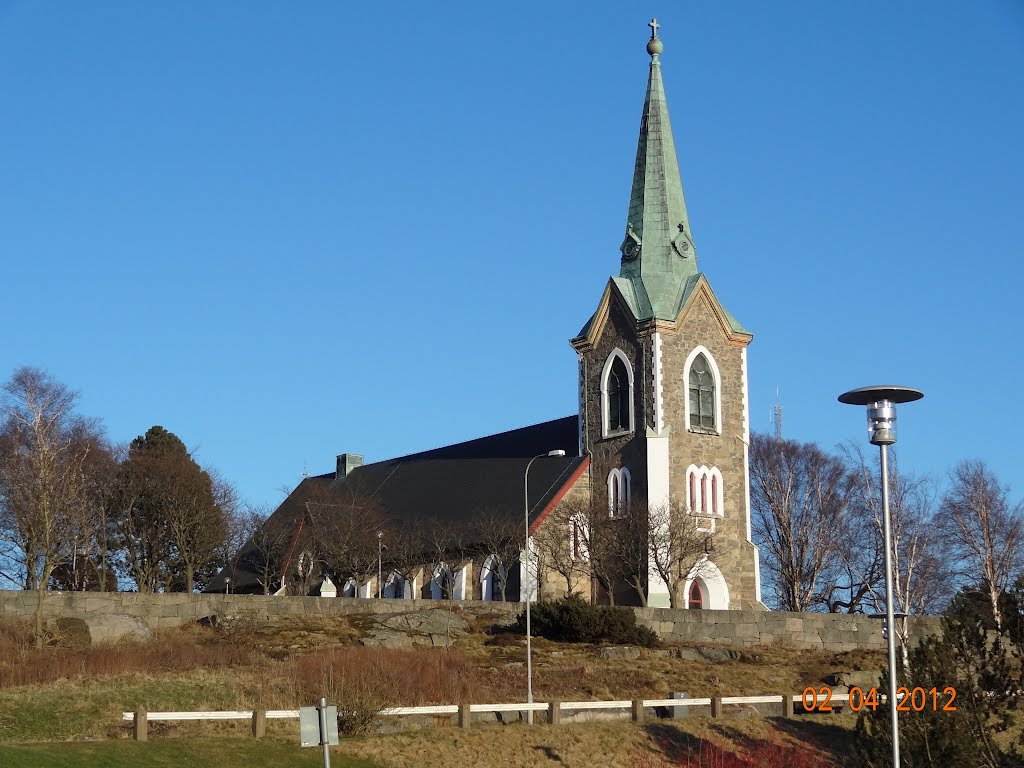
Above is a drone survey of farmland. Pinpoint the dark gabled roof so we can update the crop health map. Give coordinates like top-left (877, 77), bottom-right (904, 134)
top-left (206, 416), bottom-right (586, 594)
top-left (376, 415), bottom-right (580, 463)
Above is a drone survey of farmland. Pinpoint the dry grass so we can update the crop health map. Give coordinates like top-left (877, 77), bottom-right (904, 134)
top-left (0, 621), bottom-right (256, 688)
top-left (343, 716), bottom-right (858, 768)
top-left (0, 613), bottom-right (883, 747)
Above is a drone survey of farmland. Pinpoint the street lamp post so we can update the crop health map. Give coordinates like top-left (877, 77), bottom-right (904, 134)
top-left (839, 385), bottom-right (923, 768)
top-left (377, 532), bottom-right (384, 599)
top-left (524, 448), bottom-right (567, 725)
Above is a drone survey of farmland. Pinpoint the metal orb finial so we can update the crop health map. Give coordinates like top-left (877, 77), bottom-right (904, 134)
top-left (647, 18), bottom-right (663, 57)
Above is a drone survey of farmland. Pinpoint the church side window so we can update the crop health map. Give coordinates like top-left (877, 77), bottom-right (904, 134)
top-left (570, 516), bottom-right (588, 561)
top-left (688, 353), bottom-right (717, 431)
top-left (686, 465), bottom-right (724, 527)
top-left (601, 350), bottom-right (634, 437)
top-left (607, 467), bottom-right (631, 517)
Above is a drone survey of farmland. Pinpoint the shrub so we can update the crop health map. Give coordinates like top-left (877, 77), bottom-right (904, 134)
top-left (283, 646), bottom-right (480, 735)
top-left (515, 594), bottom-right (658, 647)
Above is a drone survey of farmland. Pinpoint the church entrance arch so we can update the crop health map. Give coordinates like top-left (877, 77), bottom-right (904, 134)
top-left (683, 558), bottom-right (729, 610)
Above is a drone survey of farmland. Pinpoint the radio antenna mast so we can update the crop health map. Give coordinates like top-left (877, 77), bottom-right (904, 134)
top-left (771, 387), bottom-right (783, 441)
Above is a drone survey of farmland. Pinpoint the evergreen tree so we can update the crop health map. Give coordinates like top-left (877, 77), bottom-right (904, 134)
top-left (857, 591), bottom-right (1024, 767)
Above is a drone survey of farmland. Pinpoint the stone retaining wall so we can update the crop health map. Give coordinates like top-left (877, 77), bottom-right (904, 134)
top-left (0, 591), bottom-right (943, 650)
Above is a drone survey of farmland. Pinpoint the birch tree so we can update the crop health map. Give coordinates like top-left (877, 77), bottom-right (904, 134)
top-left (0, 367), bottom-right (103, 645)
top-left (938, 460), bottom-right (1023, 631)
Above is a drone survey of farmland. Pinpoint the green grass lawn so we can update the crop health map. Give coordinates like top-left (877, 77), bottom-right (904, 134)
top-left (0, 738), bottom-right (384, 768)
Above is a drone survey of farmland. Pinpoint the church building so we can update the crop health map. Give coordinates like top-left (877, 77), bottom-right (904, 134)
top-left (212, 21), bottom-right (762, 611)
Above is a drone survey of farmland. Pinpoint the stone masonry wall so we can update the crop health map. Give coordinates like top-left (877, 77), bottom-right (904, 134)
top-left (0, 591), bottom-right (943, 651)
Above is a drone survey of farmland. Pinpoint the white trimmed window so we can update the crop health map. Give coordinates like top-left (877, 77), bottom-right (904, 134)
top-left (686, 464), bottom-right (724, 530)
top-left (600, 349), bottom-right (635, 437)
top-left (569, 514), bottom-right (589, 562)
top-left (607, 467), bottom-right (631, 517)
top-left (683, 346), bottom-right (722, 434)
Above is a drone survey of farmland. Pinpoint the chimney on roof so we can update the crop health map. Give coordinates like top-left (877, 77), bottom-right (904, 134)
top-left (336, 453), bottom-right (363, 480)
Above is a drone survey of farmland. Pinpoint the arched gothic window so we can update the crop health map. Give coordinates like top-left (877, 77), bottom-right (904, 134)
top-left (601, 350), bottom-right (634, 436)
top-left (607, 467), bottom-right (631, 517)
top-left (688, 353), bottom-right (717, 431)
top-left (607, 357), bottom-right (630, 432)
top-left (686, 464), bottom-right (724, 532)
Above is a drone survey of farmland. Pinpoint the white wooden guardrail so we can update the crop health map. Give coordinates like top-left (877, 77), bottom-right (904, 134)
top-left (122, 691), bottom-right (864, 741)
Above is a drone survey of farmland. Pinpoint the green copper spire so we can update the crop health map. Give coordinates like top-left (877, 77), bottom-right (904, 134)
top-left (617, 19), bottom-right (698, 321)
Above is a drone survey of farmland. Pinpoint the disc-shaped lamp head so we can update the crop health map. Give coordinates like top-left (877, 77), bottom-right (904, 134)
top-left (838, 386), bottom-right (924, 446)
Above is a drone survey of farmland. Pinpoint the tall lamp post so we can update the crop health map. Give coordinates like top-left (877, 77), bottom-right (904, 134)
top-left (377, 532), bottom-right (384, 599)
top-left (524, 448), bottom-right (567, 725)
top-left (839, 385), bottom-right (923, 768)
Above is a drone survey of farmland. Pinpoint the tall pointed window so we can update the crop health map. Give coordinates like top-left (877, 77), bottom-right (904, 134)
top-left (689, 581), bottom-right (704, 610)
top-left (688, 353), bottom-right (716, 431)
top-left (607, 467), bottom-right (631, 518)
top-left (608, 357), bottom-right (628, 431)
top-left (601, 350), bottom-right (634, 437)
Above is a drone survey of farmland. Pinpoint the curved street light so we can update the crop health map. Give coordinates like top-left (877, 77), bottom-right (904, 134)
top-left (524, 448), bottom-right (567, 724)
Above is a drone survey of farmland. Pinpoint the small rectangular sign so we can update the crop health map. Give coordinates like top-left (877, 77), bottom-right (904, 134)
top-left (299, 705), bottom-right (339, 747)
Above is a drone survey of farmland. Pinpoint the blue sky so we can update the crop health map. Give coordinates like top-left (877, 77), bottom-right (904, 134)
top-left (1, 1), bottom-right (1022, 512)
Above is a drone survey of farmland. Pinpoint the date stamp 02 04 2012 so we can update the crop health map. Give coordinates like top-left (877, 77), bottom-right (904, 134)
top-left (801, 685), bottom-right (958, 713)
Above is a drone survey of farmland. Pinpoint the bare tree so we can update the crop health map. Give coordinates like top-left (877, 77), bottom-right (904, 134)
top-left (648, 499), bottom-right (714, 608)
top-left (844, 444), bottom-right (947, 664)
top-left (938, 459), bottom-right (1023, 631)
top-left (423, 518), bottom-right (467, 600)
top-left (384, 519), bottom-right (430, 598)
top-left (533, 496), bottom-right (590, 598)
top-left (750, 433), bottom-right (852, 612)
top-left (599, 498), bottom-right (652, 606)
top-left (0, 367), bottom-right (103, 645)
top-left (304, 482), bottom-right (385, 596)
top-left (227, 504), bottom-right (291, 595)
top-left (470, 508), bottom-right (522, 601)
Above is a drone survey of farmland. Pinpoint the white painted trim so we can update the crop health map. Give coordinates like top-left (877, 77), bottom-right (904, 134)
top-left (455, 563), bottom-right (467, 600)
top-left (381, 570), bottom-right (405, 599)
top-left (753, 543), bottom-right (762, 605)
top-left (652, 332), bottom-right (664, 435)
top-left (683, 557), bottom-right (730, 610)
top-left (600, 348), bottom-right (636, 438)
top-left (682, 345), bottom-right (722, 435)
top-left (577, 353), bottom-right (586, 455)
top-left (430, 563), bottom-right (449, 600)
top-left (646, 433), bottom-right (671, 608)
top-left (341, 577), bottom-right (357, 598)
top-left (318, 576), bottom-right (337, 598)
top-left (480, 555), bottom-right (508, 601)
top-left (741, 348), bottom-right (752, 543)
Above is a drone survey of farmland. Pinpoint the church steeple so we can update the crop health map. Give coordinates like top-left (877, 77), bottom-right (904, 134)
top-left (618, 19), bottom-right (698, 321)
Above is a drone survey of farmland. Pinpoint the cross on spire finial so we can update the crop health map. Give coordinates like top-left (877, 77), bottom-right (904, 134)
top-left (646, 18), bottom-right (664, 57)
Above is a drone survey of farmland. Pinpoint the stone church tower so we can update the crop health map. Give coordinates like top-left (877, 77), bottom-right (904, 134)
top-left (571, 21), bottom-right (761, 609)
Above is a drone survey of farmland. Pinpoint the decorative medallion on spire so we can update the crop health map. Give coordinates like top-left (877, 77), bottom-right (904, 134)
top-left (617, 19), bottom-right (699, 321)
